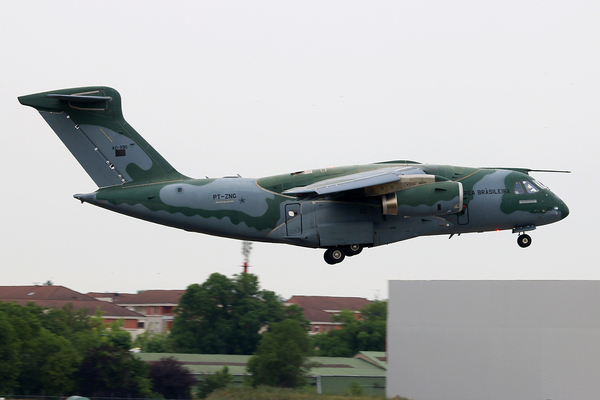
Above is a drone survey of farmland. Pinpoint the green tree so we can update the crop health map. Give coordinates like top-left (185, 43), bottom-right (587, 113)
top-left (78, 343), bottom-right (155, 398)
top-left (0, 309), bottom-right (19, 393)
top-left (166, 273), bottom-right (286, 354)
top-left (197, 365), bottom-right (233, 399)
top-left (246, 319), bottom-right (315, 388)
top-left (106, 319), bottom-right (133, 350)
top-left (0, 302), bottom-right (81, 395)
top-left (134, 331), bottom-right (169, 353)
top-left (312, 300), bottom-right (387, 357)
top-left (148, 356), bottom-right (196, 399)
top-left (284, 303), bottom-right (310, 329)
top-left (40, 304), bottom-right (108, 354)
top-left (18, 328), bottom-right (79, 394)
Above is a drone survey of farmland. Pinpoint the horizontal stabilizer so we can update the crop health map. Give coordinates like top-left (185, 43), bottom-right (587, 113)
top-left (47, 94), bottom-right (113, 103)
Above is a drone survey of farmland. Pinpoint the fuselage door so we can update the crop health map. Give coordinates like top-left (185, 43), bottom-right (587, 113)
top-left (285, 203), bottom-right (302, 236)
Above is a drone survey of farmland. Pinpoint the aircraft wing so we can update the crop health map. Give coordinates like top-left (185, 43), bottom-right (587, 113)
top-left (283, 166), bottom-right (433, 196)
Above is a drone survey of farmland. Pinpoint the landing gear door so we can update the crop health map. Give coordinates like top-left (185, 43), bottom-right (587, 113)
top-left (285, 203), bottom-right (302, 236)
top-left (457, 205), bottom-right (469, 225)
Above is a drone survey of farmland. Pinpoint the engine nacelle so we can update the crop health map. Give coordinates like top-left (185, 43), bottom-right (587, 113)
top-left (381, 181), bottom-right (463, 216)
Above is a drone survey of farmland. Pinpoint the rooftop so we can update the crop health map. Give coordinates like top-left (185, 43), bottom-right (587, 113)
top-left (287, 295), bottom-right (372, 323)
top-left (287, 295), bottom-right (371, 312)
top-left (137, 353), bottom-right (386, 376)
top-left (0, 285), bottom-right (144, 318)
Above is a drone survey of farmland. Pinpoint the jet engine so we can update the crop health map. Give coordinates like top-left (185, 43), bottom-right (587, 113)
top-left (380, 181), bottom-right (463, 216)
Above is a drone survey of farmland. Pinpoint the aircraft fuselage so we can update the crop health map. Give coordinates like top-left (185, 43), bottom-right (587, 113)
top-left (19, 86), bottom-right (569, 264)
top-left (75, 163), bottom-right (568, 252)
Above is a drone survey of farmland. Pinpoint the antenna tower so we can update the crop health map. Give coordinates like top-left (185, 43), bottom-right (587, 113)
top-left (241, 241), bottom-right (252, 273)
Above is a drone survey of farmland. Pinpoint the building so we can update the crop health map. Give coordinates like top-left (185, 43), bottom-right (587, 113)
top-left (112, 289), bottom-right (185, 334)
top-left (354, 351), bottom-right (387, 369)
top-left (0, 285), bottom-right (146, 337)
top-left (286, 295), bottom-right (371, 334)
top-left (388, 280), bottom-right (600, 400)
top-left (137, 352), bottom-right (387, 395)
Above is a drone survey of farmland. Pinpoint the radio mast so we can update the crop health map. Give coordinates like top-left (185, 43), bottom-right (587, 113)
top-left (241, 241), bottom-right (252, 273)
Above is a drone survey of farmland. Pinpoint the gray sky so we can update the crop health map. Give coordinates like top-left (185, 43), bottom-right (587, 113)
top-left (1, 1), bottom-right (597, 300)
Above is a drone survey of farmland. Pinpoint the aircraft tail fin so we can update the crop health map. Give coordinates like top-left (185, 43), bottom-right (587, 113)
top-left (19, 87), bottom-right (186, 187)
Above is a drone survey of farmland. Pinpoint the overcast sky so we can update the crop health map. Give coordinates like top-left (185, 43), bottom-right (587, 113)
top-left (1, 1), bottom-right (597, 300)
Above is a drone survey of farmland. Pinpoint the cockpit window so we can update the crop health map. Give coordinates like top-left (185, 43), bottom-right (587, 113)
top-left (514, 181), bottom-right (525, 195)
top-left (514, 180), bottom-right (540, 195)
top-left (524, 180), bottom-right (539, 194)
top-left (532, 179), bottom-right (548, 190)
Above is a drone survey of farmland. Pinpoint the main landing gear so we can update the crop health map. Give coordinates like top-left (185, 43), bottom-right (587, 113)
top-left (324, 244), bottom-right (364, 265)
top-left (517, 233), bottom-right (532, 248)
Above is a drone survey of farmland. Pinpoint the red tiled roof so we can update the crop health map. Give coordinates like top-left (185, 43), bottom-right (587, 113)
top-left (287, 295), bottom-right (371, 312)
top-left (0, 285), bottom-right (95, 301)
top-left (301, 306), bottom-right (337, 323)
top-left (287, 295), bottom-right (371, 324)
top-left (0, 286), bottom-right (144, 318)
top-left (114, 289), bottom-right (184, 305)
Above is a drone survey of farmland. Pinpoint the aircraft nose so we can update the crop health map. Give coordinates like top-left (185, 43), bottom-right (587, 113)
top-left (558, 200), bottom-right (569, 220)
top-left (553, 195), bottom-right (569, 220)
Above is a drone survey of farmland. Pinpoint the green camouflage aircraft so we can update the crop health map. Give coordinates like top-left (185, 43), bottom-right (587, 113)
top-left (19, 87), bottom-right (569, 264)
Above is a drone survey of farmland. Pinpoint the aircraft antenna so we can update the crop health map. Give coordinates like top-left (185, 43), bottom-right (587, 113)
top-left (241, 241), bottom-right (253, 273)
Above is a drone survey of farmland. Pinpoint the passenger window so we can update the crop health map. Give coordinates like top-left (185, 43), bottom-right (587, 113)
top-left (524, 180), bottom-right (539, 194)
top-left (514, 181), bottom-right (525, 195)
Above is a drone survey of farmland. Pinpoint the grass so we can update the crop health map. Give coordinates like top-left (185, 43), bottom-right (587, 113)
top-left (205, 386), bottom-right (409, 400)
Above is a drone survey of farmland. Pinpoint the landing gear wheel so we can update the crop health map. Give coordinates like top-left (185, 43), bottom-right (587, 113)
top-left (517, 234), bottom-right (532, 248)
top-left (324, 248), bottom-right (346, 265)
top-left (344, 244), bottom-right (363, 257)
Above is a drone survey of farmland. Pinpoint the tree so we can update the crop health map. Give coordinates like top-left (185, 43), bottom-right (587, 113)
top-left (134, 331), bottom-right (168, 353)
top-left (148, 356), bottom-right (196, 399)
top-left (40, 304), bottom-right (107, 354)
top-left (0, 302), bottom-right (81, 395)
top-left (197, 366), bottom-right (233, 399)
top-left (78, 343), bottom-right (155, 398)
top-left (0, 301), bottom-right (148, 396)
top-left (105, 319), bottom-right (133, 350)
top-left (283, 303), bottom-right (310, 329)
top-left (18, 328), bottom-right (80, 394)
top-left (0, 309), bottom-right (19, 393)
top-left (246, 319), bottom-right (315, 388)
top-left (312, 300), bottom-right (387, 357)
top-left (166, 273), bottom-right (286, 354)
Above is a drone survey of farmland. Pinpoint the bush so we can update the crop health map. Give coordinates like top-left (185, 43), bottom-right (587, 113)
top-left (198, 366), bottom-right (233, 399)
top-left (149, 356), bottom-right (196, 399)
top-left (205, 386), bottom-right (394, 400)
top-left (349, 381), bottom-right (363, 395)
top-left (247, 319), bottom-right (314, 388)
top-left (78, 344), bottom-right (155, 398)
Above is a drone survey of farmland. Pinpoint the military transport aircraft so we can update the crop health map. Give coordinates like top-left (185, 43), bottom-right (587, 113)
top-left (19, 87), bottom-right (570, 264)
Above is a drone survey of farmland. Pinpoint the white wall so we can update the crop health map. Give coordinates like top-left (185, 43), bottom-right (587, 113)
top-left (387, 281), bottom-right (600, 400)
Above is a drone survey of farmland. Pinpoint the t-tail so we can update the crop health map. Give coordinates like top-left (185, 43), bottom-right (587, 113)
top-left (19, 87), bottom-right (186, 187)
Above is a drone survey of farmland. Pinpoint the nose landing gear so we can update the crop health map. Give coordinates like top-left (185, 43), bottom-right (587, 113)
top-left (517, 234), bottom-right (532, 248)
